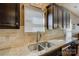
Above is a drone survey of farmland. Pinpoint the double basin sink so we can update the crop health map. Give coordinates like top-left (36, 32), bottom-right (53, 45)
top-left (28, 41), bottom-right (55, 52)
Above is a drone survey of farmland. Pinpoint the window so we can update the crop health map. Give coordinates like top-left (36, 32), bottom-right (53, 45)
top-left (24, 5), bottom-right (45, 32)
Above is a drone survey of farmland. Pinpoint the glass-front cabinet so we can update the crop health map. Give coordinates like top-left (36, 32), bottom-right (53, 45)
top-left (45, 3), bottom-right (70, 30)
top-left (47, 4), bottom-right (54, 30)
top-left (57, 6), bottom-right (63, 28)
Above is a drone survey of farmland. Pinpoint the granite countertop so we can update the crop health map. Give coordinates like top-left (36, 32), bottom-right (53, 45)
top-left (27, 37), bottom-right (78, 56)
top-left (0, 37), bottom-right (78, 56)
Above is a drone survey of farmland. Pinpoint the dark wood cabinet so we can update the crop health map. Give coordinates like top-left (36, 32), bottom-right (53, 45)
top-left (62, 41), bottom-right (78, 56)
top-left (53, 4), bottom-right (58, 29)
top-left (66, 11), bottom-right (70, 28)
top-left (63, 8), bottom-right (70, 29)
top-left (0, 3), bottom-right (20, 29)
top-left (70, 41), bottom-right (78, 56)
top-left (63, 9), bottom-right (67, 28)
top-left (45, 3), bottom-right (70, 30)
top-left (58, 6), bottom-right (63, 28)
top-left (46, 4), bottom-right (54, 30)
top-left (41, 48), bottom-right (62, 56)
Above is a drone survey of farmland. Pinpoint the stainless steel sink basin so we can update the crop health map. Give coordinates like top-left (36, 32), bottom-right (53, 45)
top-left (28, 42), bottom-right (54, 52)
top-left (28, 44), bottom-right (44, 52)
top-left (39, 42), bottom-right (54, 48)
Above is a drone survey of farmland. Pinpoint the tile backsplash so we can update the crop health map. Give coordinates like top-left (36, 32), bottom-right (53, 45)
top-left (0, 26), bottom-right (64, 49)
top-left (0, 4), bottom-right (64, 50)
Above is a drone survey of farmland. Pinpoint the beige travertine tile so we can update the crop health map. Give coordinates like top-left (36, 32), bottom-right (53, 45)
top-left (0, 3), bottom-right (64, 55)
top-left (0, 26), bottom-right (64, 55)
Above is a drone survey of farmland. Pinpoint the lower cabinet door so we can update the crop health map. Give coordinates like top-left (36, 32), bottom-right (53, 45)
top-left (62, 42), bottom-right (78, 56)
top-left (41, 48), bottom-right (62, 56)
top-left (70, 42), bottom-right (78, 56)
top-left (62, 45), bottom-right (71, 56)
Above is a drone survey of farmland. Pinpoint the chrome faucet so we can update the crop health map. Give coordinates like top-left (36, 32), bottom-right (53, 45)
top-left (36, 32), bottom-right (42, 51)
top-left (36, 32), bottom-right (48, 49)
top-left (36, 32), bottom-right (42, 43)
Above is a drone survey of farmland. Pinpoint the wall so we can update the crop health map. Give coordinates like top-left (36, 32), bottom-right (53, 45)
top-left (0, 4), bottom-right (64, 50)
top-left (71, 13), bottom-right (79, 34)
top-left (71, 14), bottom-right (79, 24)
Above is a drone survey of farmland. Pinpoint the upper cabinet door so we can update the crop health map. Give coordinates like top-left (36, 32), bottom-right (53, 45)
top-left (63, 9), bottom-right (67, 29)
top-left (63, 9), bottom-right (70, 29)
top-left (0, 3), bottom-right (20, 29)
top-left (53, 4), bottom-right (58, 29)
top-left (58, 6), bottom-right (63, 29)
top-left (24, 5), bottom-right (45, 32)
top-left (47, 4), bottom-right (54, 30)
top-left (46, 3), bottom-right (70, 30)
top-left (66, 11), bottom-right (70, 28)
top-left (44, 10), bottom-right (48, 30)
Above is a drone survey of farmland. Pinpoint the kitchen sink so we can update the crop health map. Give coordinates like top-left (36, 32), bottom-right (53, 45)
top-left (28, 42), bottom-right (54, 52)
top-left (39, 42), bottom-right (54, 48)
top-left (28, 43), bottom-right (44, 52)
